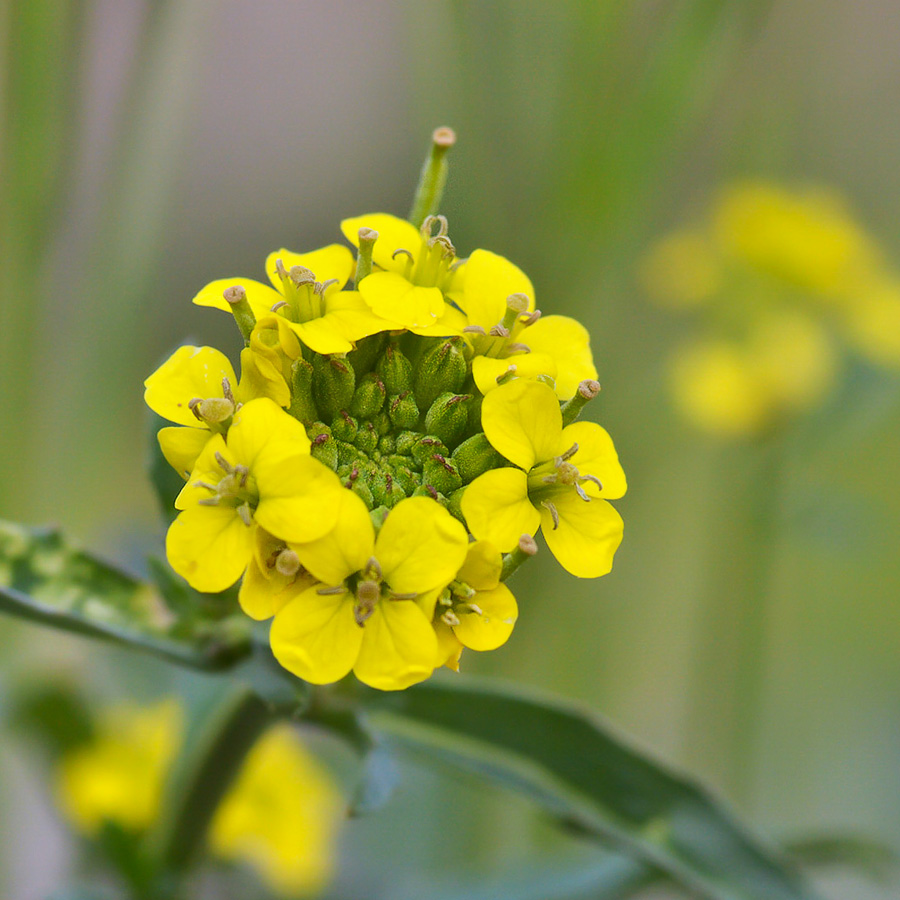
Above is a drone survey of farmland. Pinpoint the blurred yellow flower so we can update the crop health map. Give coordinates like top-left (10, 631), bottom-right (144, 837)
top-left (210, 724), bottom-right (343, 897)
top-left (56, 699), bottom-right (183, 835)
top-left (56, 701), bottom-right (343, 897)
top-left (644, 180), bottom-right (899, 437)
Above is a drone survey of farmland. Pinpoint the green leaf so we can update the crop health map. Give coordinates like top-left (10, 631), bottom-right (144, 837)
top-left (0, 520), bottom-right (251, 671)
top-left (364, 677), bottom-right (822, 900)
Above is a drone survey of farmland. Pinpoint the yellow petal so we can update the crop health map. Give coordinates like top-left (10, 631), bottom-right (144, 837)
top-left (264, 244), bottom-right (354, 292)
top-left (434, 620), bottom-right (464, 671)
top-left (270, 586), bottom-right (362, 684)
top-left (228, 398), bottom-right (310, 470)
top-left (294, 489), bottom-right (374, 586)
top-left (144, 345), bottom-right (237, 427)
top-left (375, 497), bottom-right (469, 595)
top-left (540, 491), bottom-right (623, 579)
top-left (408, 303), bottom-right (468, 337)
top-left (340, 213), bottom-right (422, 273)
top-left (359, 271), bottom-right (444, 328)
top-left (165, 507), bottom-right (254, 593)
top-left (235, 346), bottom-right (291, 408)
top-left (453, 582), bottom-right (518, 651)
top-left (471, 352), bottom-right (558, 396)
top-left (458, 249), bottom-right (535, 330)
top-left (481, 379), bottom-right (562, 470)
top-left (325, 289), bottom-right (403, 339)
top-left (192, 277), bottom-right (283, 318)
top-left (285, 317), bottom-right (354, 355)
top-left (524, 315), bottom-right (597, 401)
top-left (460, 468), bottom-right (540, 552)
top-left (254, 451), bottom-right (343, 543)
top-left (157, 426), bottom-right (212, 479)
top-left (353, 600), bottom-right (437, 690)
top-left (457, 540), bottom-right (503, 591)
top-left (560, 421), bottom-right (627, 500)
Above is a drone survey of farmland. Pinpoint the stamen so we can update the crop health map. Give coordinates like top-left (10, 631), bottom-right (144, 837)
top-left (575, 483), bottom-right (591, 502)
top-left (222, 377), bottom-right (236, 405)
top-left (237, 503), bottom-right (253, 527)
top-left (392, 248), bottom-right (415, 263)
top-left (580, 474), bottom-right (603, 491)
top-left (488, 324), bottom-right (510, 338)
top-left (521, 310), bottom-right (542, 327)
top-left (270, 300), bottom-right (289, 312)
top-left (364, 556), bottom-right (382, 579)
top-left (188, 398), bottom-right (203, 421)
top-left (234, 464), bottom-right (249, 487)
top-left (496, 364), bottom-right (517, 385)
top-left (214, 451), bottom-right (234, 473)
top-left (506, 342), bottom-right (530, 354)
top-left (197, 497), bottom-right (220, 507)
top-left (541, 500), bottom-right (560, 529)
top-left (315, 278), bottom-right (339, 295)
top-left (557, 443), bottom-right (579, 463)
top-left (441, 610), bottom-right (460, 627)
top-left (463, 602), bottom-right (483, 616)
top-left (317, 585), bottom-right (346, 595)
top-left (192, 481), bottom-right (218, 492)
top-left (389, 591), bottom-right (418, 601)
top-left (542, 474), bottom-right (558, 484)
top-left (463, 325), bottom-right (486, 335)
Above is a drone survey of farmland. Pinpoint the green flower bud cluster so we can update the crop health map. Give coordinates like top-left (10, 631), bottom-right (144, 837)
top-left (293, 334), bottom-right (502, 518)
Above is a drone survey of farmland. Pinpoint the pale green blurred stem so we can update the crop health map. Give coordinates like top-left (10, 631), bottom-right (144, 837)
top-left (0, 0), bottom-right (84, 518)
top-left (685, 433), bottom-right (785, 809)
top-left (146, 686), bottom-right (275, 888)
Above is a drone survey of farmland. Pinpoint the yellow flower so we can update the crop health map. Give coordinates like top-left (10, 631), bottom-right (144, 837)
top-left (341, 212), bottom-right (468, 334)
top-left (713, 181), bottom-right (880, 300)
top-left (462, 379), bottom-right (625, 578)
top-left (210, 724), bottom-right (343, 897)
top-left (166, 398), bottom-right (343, 593)
top-left (640, 229), bottom-right (721, 309)
top-left (144, 345), bottom-right (240, 478)
top-left (669, 311), bottom-right (836, 438)
top-left (193, 244), bottom-right (390, 354)
top-left (56, 699), bottom-right (182, 835)
top-left (238, 527), bottom-right (316, 622)
top-left (844, 278), bottom-right (900, 368)
top-left (452, 251), bottom-right (597, 400)
top-left (270, 493), bottom-right (468, 690)
top-left (431, 540), bottom-right (518, 671)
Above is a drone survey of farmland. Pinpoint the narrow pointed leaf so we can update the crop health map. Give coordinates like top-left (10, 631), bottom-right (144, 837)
top-left (364, 677), bottom-right (822, 900)
top-left (0, 520), bottom-right (251, 670)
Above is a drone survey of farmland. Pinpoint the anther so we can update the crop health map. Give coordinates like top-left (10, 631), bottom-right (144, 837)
top-left (496, 365), bottom-right (517, 385)
top-left (488, 324), bottom-right (510, 338)
top-left (364, 557), bottom-right (382, 579)
top-left (557, 443), bottom-right (579, 463)
top-left (392, 248), bottom-right (415, 263)
top-left (521, 310), bottom-right (542, 327)
top-left (389, 591), bottom-right (418, 601)
top-left (188, 398), bottom-right (204, 421)
top-left (506, 342), bottom-right (530, 354)
top-left (463, 325), bottom-right (486, 335)
top-left (317, 585), bottom-right (345, 595)
top-left (441, 610), bottom-right (461, 627)
top-left (575, 483), bottom-right (591, 502)
top-left (464, 602), bottom-right (483, 616)
top-left (236, 503), bottom-right (253, 527)
top-left (214, 451), bottom-right (234, 473)
top-left (580, 474), bottom-right (603, 491)
top-left (270, 300), bottom-right (289, 312)
top-left (197, 497), bottom-right (220, 507)
top-left (222, 378), bottom-right (236, 405)
top-left (541, 500), bottom-right (560, 529)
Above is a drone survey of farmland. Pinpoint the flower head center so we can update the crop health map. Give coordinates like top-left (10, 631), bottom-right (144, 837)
top-left (274, 260), bottom-right (334, 323)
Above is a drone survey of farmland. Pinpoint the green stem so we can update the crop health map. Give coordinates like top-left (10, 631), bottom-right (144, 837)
top-left (408, 126), bottom-right (456, 228)
top-left (146, 686), bottom-right (275, 878)
top-left (684, 433), bottom-right (785, 809)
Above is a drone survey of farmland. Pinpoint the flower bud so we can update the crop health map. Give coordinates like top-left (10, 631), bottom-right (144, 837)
top-left (289, 357), bottom-right (318, 424)
top-left (411, 484), bottom-right (447, 507)
top-left (329, 411), bottom-right (356, 443)
top-left (386, 458), bottom-right (417, 494)
top-left (424, 393), bottom-right (472, 448)
top-left (313, 355), bottom-right (356, 422)
top-left (451, 432), bottom-right (504, 484)
top-left (447, 487), bottom-right (467, 523)
top-left (350, 373), bottom-right (386, 419)
top-left (411, 435), bottom-right (448, 467)
top-left (349, 476), bottom-right (374, 508)
top-left (379, 434), bottom-right (397, 455)
top-left (414, 337), bottom-right (467, 410)
top-left (395, 431), bottom-right (419, 457)
top-left (348, 333), bottom-right (387, 380)
top-left (373, 410), bottom-right (392, 437)
top-left (422, 453), bottom-right (463, 495)
top-left (466, 390), bottom-right (483, 435)
top-left (336, 439), bottom-right (360, 467)
top-left (376, 344), bottom-right (413, 395)
top-left (388, 391), bottom-right (420, 430)
top-left (307, 424), bottom-right (338, 470)
top-left (354, 421), bottom-right (378, 454)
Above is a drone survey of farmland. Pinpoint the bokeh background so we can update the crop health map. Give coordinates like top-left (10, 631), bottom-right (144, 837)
top-left (2, 1), bottom-right (899, 898)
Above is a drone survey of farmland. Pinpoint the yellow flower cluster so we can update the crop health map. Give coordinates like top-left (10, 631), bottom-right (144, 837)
top-left (642, 181), bottom-right (900, 437)
top-left (146, 212), bottom-right (626, 690)
top-left (56, 700), bottom-right (342, 896)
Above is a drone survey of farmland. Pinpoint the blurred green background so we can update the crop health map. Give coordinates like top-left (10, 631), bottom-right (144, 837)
top-left (2, 1), bottom-right (899, 897)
